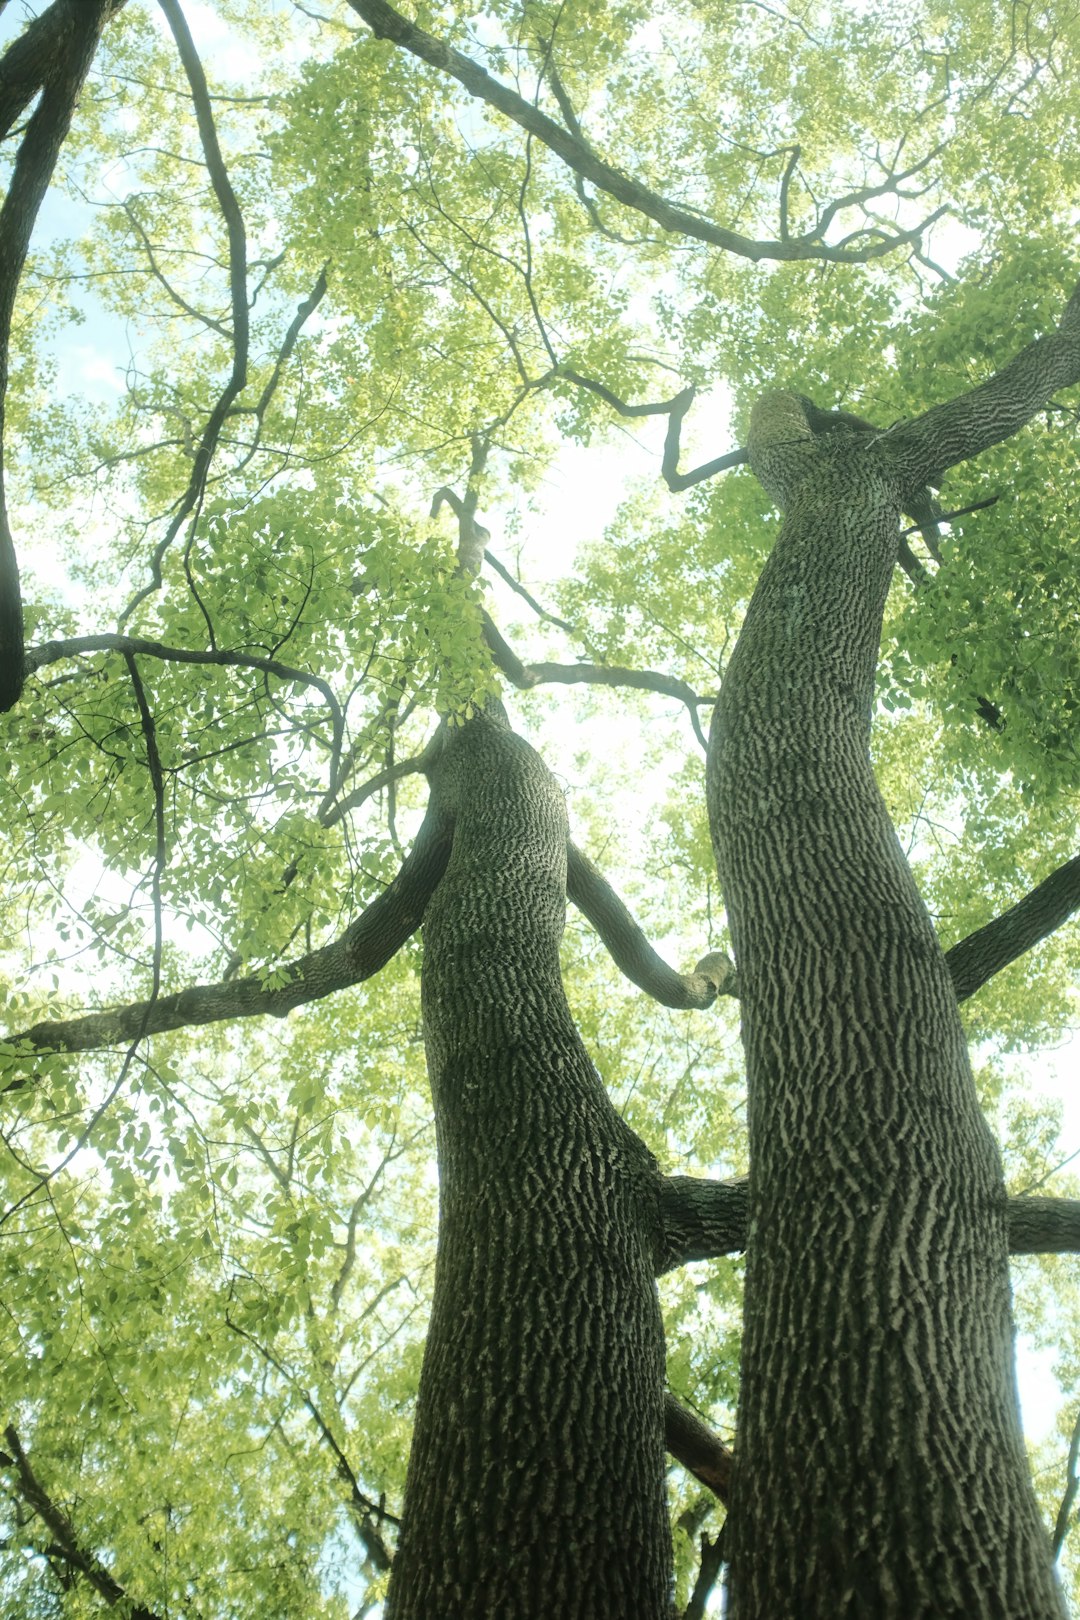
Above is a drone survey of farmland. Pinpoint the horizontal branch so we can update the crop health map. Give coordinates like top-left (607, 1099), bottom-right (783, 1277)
top-left (2, 806), bottom-right (452, 1061)
top-left (481, 608), bottom-right (715, 745)
top-left (24, 633), bottom-right (343, 773)
top-left (943, 854), bottom-right (1080, 1003)
top-left (345, 0), bottom-right (940, 266)
top-left (1, 1426), bottom-right (162, 1620)
top-left (655, 1177), bottom-right (1080, 1271)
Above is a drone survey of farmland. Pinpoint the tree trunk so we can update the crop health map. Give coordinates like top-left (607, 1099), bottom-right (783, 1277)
top-left (386, 708), bottom-right (672, 1620)
top-left (707, 401), bottom-right (1064, 1617)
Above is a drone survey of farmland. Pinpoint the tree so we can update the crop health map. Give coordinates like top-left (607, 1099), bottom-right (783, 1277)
top-left (2, 0), bottom-right (1080, 1615)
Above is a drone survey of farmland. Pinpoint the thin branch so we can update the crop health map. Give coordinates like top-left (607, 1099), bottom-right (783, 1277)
top-left (1052, 1409), bottom-right (1080, 1560)
top-left (480, 609), bottom-right (715, 746)
top-left (345, 0), bottom-right (944, 266)
top-left (662, 388), bottom-right (748, 491)
top-left (483, 549), bottom-right (577, 637)
top-left (24, 631), bottom-right (344, 800)
top-left (121, 0), bottom-right (252, 627)
top-left (223, 1316), bottom-right (396, 1569)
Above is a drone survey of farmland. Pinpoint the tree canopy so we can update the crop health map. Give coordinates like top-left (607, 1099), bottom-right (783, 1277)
top-left (1, 0), bottom-right (1080, 1614)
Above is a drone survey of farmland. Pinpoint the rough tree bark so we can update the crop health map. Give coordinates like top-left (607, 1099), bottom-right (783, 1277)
top-left (708, 277), bottom-right (1080, 1617)
top-left (385, 704), bottom-right (673, 1619)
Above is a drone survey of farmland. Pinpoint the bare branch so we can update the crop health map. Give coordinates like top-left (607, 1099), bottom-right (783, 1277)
top-left (223, 1317), bottom-right (396, 1569)
top-left (479, 609), bottom-right (715, 745)
top-left (662, 388), bottom-right (748, 491)
top-left (0, 0), bottom-right (121, 711)
top-left (567, 842), bottom-right (736, 1010)
top-left (655, 1177), bottom-right (1080, 1270)
top-left (944, 854), bottom-right (1080, 1004)
top-left (664, 1393), bottom-right (732, 1504)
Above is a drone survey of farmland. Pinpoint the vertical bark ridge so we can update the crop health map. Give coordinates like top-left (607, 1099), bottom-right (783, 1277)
top-left (708, 410), bottom-right (1063, 1618)
top-left (386, 710), bottom-right (671, 1620)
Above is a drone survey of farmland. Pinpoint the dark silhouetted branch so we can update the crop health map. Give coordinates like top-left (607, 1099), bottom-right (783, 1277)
top-left (0, 0), bottom-right (121, 711)
top-left (1, 804), bottom-right (452, 1061)
top-left (664, 1394), bottom-right (732, 1505)
top-left (944, 854), bottom-right (1080, 1004)
top-left (1, 1426), bottom-right (163, 1619)
top-left (345, 0), bottom-right (945, 266)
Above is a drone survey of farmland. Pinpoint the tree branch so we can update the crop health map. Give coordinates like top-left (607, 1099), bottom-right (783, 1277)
top-left (481, 610), bottom-right (715, 746)
top-left (655, 1177), bottom-right (1080, 1270)
top-left (121, 0), bottom-right (252, 627)
top-left (566, 842), bottom-right (736, 1009)
top-left (881, 275), bottom-right (1080, 493)
top-left (1, 1426), bottom-right (163, 1619)
top-left (664, 1393), bottom-right (732, 1504)
top-left (943, 854), bottom-right (1080, 1004)
top-left (1052, 1408), bottom-right (1080, 1560)
top-left (0, 0), bottom-right (126, 142)
top-left (662, 387), bottom-right (748, 491)
top-left (345, 0), bottom-right (942, 266)
top-left (0, 0), bottom-right (120, 711)
top-left (23, 631), bottom-right (345, 795)
top-left (1, 803), bottom-right (452, 1061)
top-left (222, 1318), bottom-right (396, 1570)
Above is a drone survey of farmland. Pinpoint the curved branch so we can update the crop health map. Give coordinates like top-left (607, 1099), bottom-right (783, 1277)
top-left (24, 631), bottom-right (345, 791)
top-left (480, 611), bottom-right (715, 744)
top-left (662, 387), bottom-right (748, 492)
top-left (655, 1177), bottom-right (1080, 1270)
top-left (567, 842), bottom-right (736, 1010)
top-left (345, 0), bottom-right (941, 266)
top-left (0, 0), bottom-right (120, 711)
top-left (2, 805), bottom-right (452, 1061)
top-left (944, 854), bottom-right (1080, 1004)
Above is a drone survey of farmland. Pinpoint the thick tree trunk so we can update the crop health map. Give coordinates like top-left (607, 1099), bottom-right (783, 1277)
top-left (386, 709), bottom-right (672, 1620)
top-left (707, 407), bottom-right (1064, 1617)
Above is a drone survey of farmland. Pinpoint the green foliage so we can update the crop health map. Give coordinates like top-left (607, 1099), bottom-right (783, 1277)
top-left (2, 0), bottom-right (1080, 1612)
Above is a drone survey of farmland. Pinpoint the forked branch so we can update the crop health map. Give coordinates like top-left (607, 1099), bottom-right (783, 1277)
top-left (345, 0), bottom-right (944, 266)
